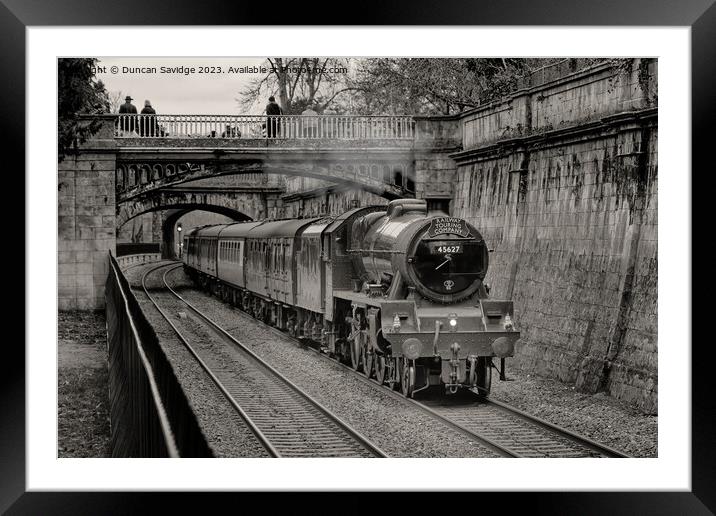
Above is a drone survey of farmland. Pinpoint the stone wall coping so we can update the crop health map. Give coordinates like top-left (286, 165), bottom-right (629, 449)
top-left (114, 145), bottom-right (413, 154)
top-left (77, 113), bottom-right (118, 121)
top-left (450, 107), bottom-right (657, 162)
top-left (455, 60), bottom-right (626, 120)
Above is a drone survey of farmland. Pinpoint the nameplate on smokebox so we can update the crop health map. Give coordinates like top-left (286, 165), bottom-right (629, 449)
top-left (427, 217), bottom-right (471, 238)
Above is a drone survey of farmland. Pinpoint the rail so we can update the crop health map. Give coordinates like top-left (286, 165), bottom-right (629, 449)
top-left (213, 283), bottom-right (629, 458)
top-left (155, 263), bottom-right (386, 458)
top-left (231, 304), bottom-right (515, 458)
top-left (115, 114), bottom-right (415, 140)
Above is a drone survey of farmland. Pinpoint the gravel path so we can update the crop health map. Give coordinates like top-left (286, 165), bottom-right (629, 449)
top-left (123, 262), bottom-right (269, 457)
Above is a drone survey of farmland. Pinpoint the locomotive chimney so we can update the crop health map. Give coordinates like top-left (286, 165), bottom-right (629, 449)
top-left (386, 199), bottom-right (427, 220)
top-left (426, 198), bottom-right (451, 215)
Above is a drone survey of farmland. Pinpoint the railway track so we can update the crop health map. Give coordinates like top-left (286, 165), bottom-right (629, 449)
top-left (420, 393), bottom-right (628, 458)
top-left (162, 263), bottom-right (630, 459)
top-left (141, 262), bottom-right (386, 458)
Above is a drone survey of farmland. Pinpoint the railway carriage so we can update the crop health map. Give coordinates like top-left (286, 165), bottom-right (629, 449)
top-left (183, 199), bottom-right (521, 397)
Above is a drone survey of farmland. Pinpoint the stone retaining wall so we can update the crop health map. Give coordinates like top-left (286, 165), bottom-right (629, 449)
top-left (452, 59), bottom-right (658, 413)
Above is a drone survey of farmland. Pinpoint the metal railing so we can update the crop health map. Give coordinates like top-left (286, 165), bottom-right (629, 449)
top-left (116, 253), bottom-right (162, 268)
top-left (105, 253), bottom-right (213, 457)
top-left (115, 114), bottom-right (415, 140)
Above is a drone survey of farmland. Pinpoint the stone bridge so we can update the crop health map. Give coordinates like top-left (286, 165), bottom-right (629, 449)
top-left (112, 114), bottom-right (418, 203)
top-left (60, 113), bottom-right (459, 309)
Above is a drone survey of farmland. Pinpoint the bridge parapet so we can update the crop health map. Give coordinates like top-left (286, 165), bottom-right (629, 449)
top-left (115, 114), bottom-right (415, 141)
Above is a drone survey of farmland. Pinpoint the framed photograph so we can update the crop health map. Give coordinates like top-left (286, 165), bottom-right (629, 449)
top-left (7, 0), bottom-right (712, 513)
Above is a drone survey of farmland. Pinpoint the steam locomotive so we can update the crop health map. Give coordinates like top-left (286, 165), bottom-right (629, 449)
top-left (182, 199), bottom-right (520, 397)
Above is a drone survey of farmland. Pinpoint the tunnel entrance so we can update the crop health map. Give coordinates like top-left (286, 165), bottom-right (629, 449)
top-left (161, 208), bottom-right (252, 259)
top-left (116, 205), bottom-right (252, 260)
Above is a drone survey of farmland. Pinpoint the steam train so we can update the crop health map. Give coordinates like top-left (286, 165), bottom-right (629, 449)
top-left (182, 199), bottom-right (520, 397)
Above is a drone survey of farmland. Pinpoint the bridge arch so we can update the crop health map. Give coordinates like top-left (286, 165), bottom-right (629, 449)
top-left (116, 188), bottom-right (269, 229)
top-left (115, 156), bottom-right (415, 204)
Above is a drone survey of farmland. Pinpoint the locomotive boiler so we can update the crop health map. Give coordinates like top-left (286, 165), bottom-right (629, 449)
top-left (182, 198), bottom-right (520, 397)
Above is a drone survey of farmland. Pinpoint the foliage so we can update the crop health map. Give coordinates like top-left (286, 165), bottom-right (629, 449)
top-left (342, 58), bottom-right (618, 115)
top-left (58, 58), bottom-right (110, 161)
top-left (239, 58), bottom-right (616, 117)
top-left (345, 58), bottom-right (526, 115)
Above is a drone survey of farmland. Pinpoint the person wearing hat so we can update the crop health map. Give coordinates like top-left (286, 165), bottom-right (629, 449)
top-left (119, 95), bottom-right (137, 114)
top-left (118, 95), bottom-right (138, 134)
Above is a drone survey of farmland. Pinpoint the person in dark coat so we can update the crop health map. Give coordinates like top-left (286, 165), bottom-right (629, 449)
top-left (118, 95), bottom-right (138, 134)
top-left (140, 99), bottom-right (158, 136)
top-left (265, 95), bottom-right (282, 138)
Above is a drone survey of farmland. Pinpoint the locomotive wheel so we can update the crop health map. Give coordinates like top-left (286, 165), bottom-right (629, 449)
top-left (401, 359), bottom-right (416, 398)
top-left (375, 355), bottom-right (387, 385)
top-left (350, 337), bottom-right (362, 371)
top-left (362, 345), bottom-right (374, 378)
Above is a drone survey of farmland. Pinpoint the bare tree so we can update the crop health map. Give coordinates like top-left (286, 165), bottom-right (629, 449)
top-left (238, 58), bottom-right (354, 114)
top-left (108, 90), bottom-right (123, 113)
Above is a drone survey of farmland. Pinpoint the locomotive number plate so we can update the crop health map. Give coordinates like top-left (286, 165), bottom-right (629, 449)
top-left (429, 243), bottom-right (463, 255)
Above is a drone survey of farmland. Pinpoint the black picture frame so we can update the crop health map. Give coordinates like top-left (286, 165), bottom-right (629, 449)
top-left (7, 1), bottom-right (712, 513)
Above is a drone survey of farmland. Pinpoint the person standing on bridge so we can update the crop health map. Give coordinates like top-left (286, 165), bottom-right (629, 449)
top-left (118, 95), bottom-right (138, 135)
top-left (301, 101), bottom-right (319, 138)
top-left (265, 95), bottom-right (282, 138)
top-left (140, 99), bottom-right (158, 136)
